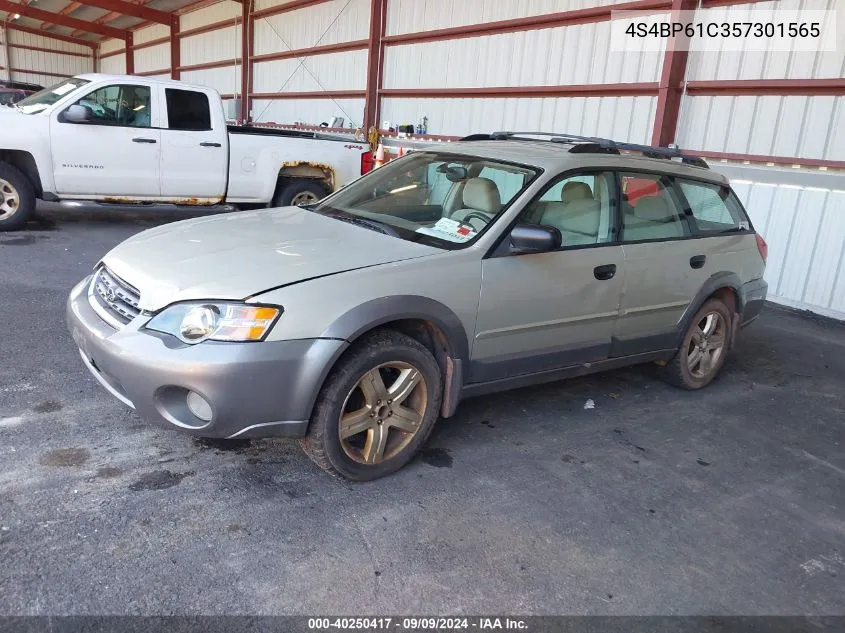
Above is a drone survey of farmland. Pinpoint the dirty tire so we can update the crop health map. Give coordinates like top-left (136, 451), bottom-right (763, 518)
top-left (271, 179), bottom-right (329, 207)
top-left (0, 162), bottom-right (35, 232)
top-left (661, 298), bottom-right (733, 390)
top-left (301, 330), bottom-right (442, 482)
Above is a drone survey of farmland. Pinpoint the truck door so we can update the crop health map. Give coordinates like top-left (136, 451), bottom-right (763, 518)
top-left (50, 83), bottom-right (161, 197)
top-left (158, 87), bottom-right (227, 203)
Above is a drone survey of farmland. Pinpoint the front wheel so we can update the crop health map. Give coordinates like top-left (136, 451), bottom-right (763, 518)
top-left (660, 298), bottom-right (732, 390)
top-left (301, 330), bottom-right (443, 481)
top-left (271, 178), bottom-right (329, 208)
top-left (0, 163), bottom-right (36, 232)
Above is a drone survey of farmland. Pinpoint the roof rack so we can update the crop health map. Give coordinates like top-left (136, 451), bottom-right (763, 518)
top-left (459, 131), bottom-right (709, 169)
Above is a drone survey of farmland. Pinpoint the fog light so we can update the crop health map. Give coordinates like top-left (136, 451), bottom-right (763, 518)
top-left (186, 391), bottom-right (212, 421)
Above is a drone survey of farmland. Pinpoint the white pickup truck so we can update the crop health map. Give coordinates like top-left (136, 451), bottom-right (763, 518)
top-left (0, 73), bottom-right (372, 231)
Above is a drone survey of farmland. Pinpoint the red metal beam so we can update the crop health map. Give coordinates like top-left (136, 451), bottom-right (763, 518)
top-left (239, 0), bottom-right (252, 122)
top-left (179, 17), bottom-right (241, 39)
top-left (250, 90), bottom-right (366, 100)
top-left (251, 39), bottom-right (367, 63)
top-left (124, 30), bottom-right (133, 74)
top-left (178, 58), bottom-right (240, 72)
top-left (134, 35), bottom-right (169, 51)
top-left (135, 67), bottom-right (168, 76)
top-left (379, 84), bottom-right (660, 98)
top-left (7, 42), bottom-right (92, 58)
top-left (70, 0), bottom-right (171, 25)
top-left (252, 0), bottom-right (333, 21)
top-left (687, 149), bottom-right (845, 170)
top-left (99, 46), bottom-right (126, 59)
top-left (0, 65), bottom-right (78, 78)
top-left (363, 0), bottom-right (385, 130)
top-left (382, 0), bottom-right (672, 46)
top-left (170, 13), bottom-right (179, 80)
top-left (686, 79), bottom-right (845, 97)
top-left (0, 0), bottom-right (127, 39)
top-left (6, 22), bottom-right (96, 48)
top-left (651, 0), bottom-right (697, 146)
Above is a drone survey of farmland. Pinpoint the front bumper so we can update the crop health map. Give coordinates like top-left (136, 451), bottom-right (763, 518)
top-left (66, 276), bottom-right (348, 438)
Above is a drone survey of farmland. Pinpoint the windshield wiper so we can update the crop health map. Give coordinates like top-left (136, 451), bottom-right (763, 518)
top-left (330, 214), bottom-right (399, 237)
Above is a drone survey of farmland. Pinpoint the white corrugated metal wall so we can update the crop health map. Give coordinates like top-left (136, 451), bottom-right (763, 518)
top-left (251, 0), bottom-right (369, 127)
top-left (180, 1), bottom-right (242, 97)
top-left (98, 38), bottom-right (125, 75)
top-left (1, 28), bottom-right (92, 87)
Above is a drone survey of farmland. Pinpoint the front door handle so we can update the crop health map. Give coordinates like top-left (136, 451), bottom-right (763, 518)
top-left (594, 264), bottom-right (617, 281)
top-left (132, 137), bottom-right (157, 143)
top-left (690, 255), bottom-right (706, 269)
top-left (200, 142), bottom-right (222, 147)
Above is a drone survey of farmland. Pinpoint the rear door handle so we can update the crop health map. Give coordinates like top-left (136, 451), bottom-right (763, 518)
top-left (132, 137), bottom-right (156, 143)
top-left (593, 264), bottom-right (617, 281)
top-left (200, 142), bottom-right (222, 147)
top-left (690, 255), bottom-right (706, 269)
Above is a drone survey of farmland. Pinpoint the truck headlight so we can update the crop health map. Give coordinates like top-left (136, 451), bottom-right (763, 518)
top-left (146, 302), bottom-right (281, 344)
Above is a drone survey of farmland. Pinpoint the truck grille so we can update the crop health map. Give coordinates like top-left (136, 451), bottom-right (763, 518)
top-left (89, 266), bottom-right (141, 327)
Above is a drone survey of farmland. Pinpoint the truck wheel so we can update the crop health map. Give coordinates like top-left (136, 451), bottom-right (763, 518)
top-left (272, 179), bottom-right (329, 208)
top-left (660, 298), bottom-right (732, 390)
top-left (301, 330), bottom-right (443, 481)
top-left (0, 163), bottom-right (35, 232)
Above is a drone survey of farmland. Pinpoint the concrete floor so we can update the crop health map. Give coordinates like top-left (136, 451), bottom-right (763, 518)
top-left (1, 204), bottom-right (844, 615)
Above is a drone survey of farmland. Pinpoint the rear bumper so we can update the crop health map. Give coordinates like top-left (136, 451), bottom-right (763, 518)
top-left (739, 277), bottom-right (768, 327)
top-left (66, 276), bottom-right (348, 438)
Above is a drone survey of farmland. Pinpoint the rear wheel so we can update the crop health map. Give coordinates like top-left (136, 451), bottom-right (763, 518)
top-left (661, 298), bottom-right (732, 390)
top-left (271, 179), bottom-right (329, 208)
top-left (301, 330), bottom-right (442, 481)
top-left (0, 163), bottom-right (35, 232)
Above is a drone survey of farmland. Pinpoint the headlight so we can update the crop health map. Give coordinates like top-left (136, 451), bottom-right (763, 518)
top-left (146, 302), bottom-right (281, 344)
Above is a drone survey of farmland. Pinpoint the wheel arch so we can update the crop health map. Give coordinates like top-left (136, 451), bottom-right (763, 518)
top-left (676, 272), bottom-right (743, 348)
top-left (0, 150), bottom-right (43, 196)
top-left (317, 296), bottom-right (471, 418)
top-left (276, 162), bottom-right (334, 193)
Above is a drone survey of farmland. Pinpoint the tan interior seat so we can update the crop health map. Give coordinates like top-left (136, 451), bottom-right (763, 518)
top-left (541, 199), bottom-right (603, 246)
top-left (450, 177), bottom-right (502, 230)
top-left (623, 195), bottom-right (684, 240)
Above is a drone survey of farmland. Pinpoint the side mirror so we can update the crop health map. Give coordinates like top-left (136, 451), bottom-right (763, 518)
top-left (61, 104), bottom-right (89, 123)
top-left (509, 223), bottom-right (561, 254)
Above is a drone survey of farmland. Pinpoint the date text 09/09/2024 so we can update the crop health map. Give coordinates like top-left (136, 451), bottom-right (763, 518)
top-left (625, 21), bottom-right (821, 39)
top-left (308, 617), bottom-right (528, 630)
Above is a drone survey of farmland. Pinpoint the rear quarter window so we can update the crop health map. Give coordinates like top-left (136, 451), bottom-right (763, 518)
top-left (677, 180), bottom-right (750, 233)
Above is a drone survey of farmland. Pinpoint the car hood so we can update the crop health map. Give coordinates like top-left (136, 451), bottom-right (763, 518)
top-left (102, 207), bottom-right (442, 311)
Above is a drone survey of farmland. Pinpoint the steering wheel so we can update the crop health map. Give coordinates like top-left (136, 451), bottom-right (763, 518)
top-left (458, 211), bottom-right (493, 228)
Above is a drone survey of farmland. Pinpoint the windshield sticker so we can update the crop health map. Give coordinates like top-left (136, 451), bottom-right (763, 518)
top-left (52, 83), bottom-right (78, 96)
top-left (416, 217), bottom-right (477, 243)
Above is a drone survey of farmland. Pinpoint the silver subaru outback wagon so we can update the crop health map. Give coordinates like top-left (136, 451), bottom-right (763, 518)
top-left (67, 132), bottom-right (768, 481)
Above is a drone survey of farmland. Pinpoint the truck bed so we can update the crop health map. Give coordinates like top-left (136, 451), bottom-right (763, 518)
top-left (226, 125), bottom-right (358, 143)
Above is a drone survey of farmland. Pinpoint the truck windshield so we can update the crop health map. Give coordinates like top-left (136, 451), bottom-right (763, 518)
top-left (311, 151), bottom-right (539, 250)
top-left (15, 78), bottom-right (90, 114)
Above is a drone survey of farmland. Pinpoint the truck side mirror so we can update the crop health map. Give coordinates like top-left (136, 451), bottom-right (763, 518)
top-left (61, 105), bottom-right (90, 123)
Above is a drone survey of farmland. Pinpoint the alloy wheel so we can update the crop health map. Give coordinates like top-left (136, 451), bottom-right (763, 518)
top-left (687, 311), bottom-right (727, 379)
top-left (0, 179), bottom-right (19, 220)
top-left (338, 362), bottom-right (428, 465)
top-left (291, 191), bottom-right (319, 206)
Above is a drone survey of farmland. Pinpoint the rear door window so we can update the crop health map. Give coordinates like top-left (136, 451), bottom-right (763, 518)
top-left (677, 180), bottom-right (750, 233)
top-left (619, 172), bottom-right (690, 242)
top-left (165, 89), bottom-right (212, 131)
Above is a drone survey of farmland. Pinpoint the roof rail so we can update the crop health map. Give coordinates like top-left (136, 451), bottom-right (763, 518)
top-left (460, 131), bottom-right (709, 169)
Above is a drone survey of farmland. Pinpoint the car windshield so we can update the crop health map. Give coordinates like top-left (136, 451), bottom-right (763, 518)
top-left (311, 151), bottom-right (539, 249)
top-left (15, 78), bottom-right (90, 114)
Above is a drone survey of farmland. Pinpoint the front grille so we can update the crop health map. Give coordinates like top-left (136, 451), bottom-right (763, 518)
top-left (89, 266), bottom-right (141, 327)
